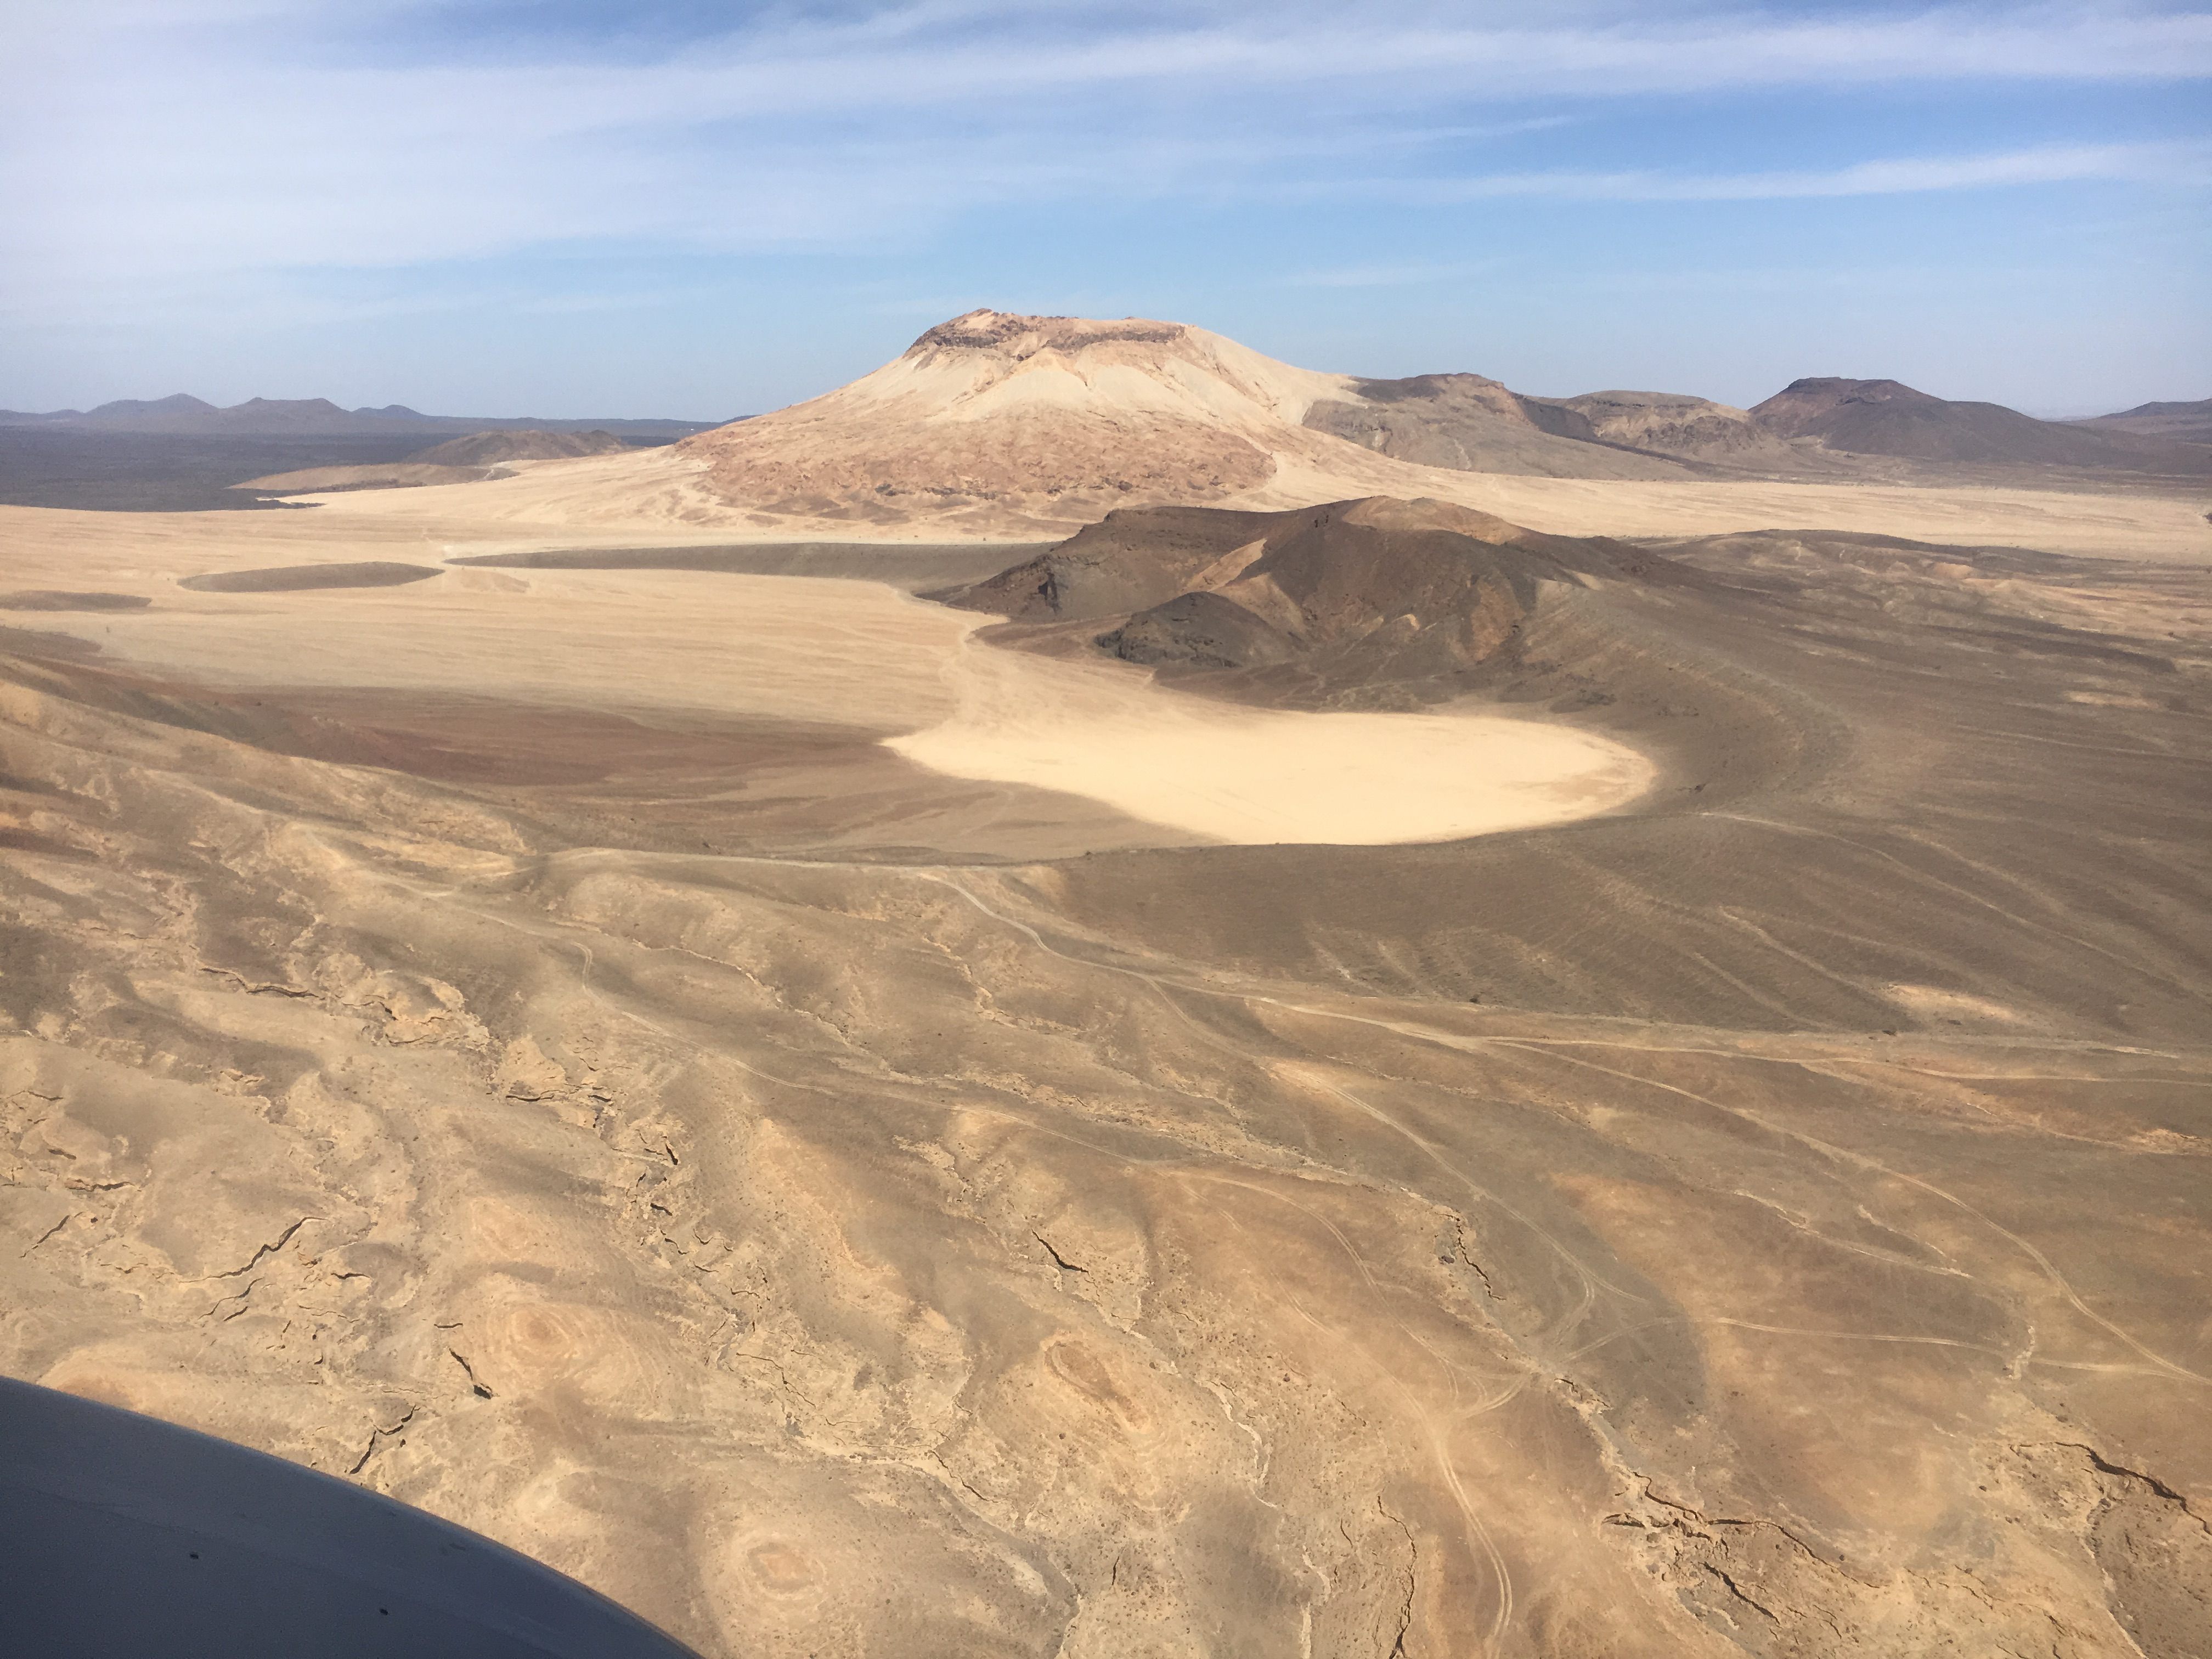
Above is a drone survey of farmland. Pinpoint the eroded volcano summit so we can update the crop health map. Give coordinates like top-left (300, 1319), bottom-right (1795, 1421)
top-left (669, 308), bottom-right (1391, 532)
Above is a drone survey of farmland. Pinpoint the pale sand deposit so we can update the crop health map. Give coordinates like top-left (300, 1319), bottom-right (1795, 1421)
top-left (890, 614), bottom-right (1652, 843)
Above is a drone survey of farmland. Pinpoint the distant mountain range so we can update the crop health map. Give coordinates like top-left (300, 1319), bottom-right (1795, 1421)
top-left (1302, 371), bottom-right (2212, 479)
top-left (0, 393), bottom-right (720, 438)
top-left (7, 367), bottom-right (2203, 512)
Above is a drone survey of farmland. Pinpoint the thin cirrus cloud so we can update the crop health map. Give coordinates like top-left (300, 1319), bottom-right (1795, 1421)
top-left (1386, 140), bottom-right (2212, 204)
top-left (26, 8), bottom-right (2211, 132)
top-left (2, 2), bottom-right (2208, 351)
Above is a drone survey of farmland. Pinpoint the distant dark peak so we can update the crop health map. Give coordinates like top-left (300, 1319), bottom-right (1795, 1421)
top-left (353, 404), bottom-right (426, 419)
top-left (1749, 376), bottom-right (1949, 441)
top-left (2112, 397), bottom-right (2211, 417)
top-left (229, 397), bottom-right (347, 414)
top-left (1775, 377), bottom-right (1938, 405)
top-left (1350, 373), bottom-right (1508, 404)
top-left (87, 393), bottom-right (216, 417)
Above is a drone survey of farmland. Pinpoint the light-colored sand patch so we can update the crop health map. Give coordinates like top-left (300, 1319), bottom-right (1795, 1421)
top-left (27, 567), bottom-right (974, 735)
top-left (888, 614), bottom-right (1653, 845)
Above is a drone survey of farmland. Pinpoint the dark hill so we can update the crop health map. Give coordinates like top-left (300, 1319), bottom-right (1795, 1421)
top-left (940, 495), bottom-right (1691, 701)
top-left (943, 504), bottom-right (1286, 623)
top-left (1750, 377), bottom-right (2212, 472)
top-left (2068, 397), bottom-right (2212, 445)
top-left (86, 394), bottom-right (218, 421)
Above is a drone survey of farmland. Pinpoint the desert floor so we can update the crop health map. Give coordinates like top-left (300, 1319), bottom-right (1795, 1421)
top-left (3, 475), bottom-right (2209, 1657)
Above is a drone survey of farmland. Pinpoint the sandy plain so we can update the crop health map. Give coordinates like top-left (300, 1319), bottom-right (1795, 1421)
top-left (4, 476), bottom-right (2210, 1659)
top-left (296, 442), bottom-right (2212, 561)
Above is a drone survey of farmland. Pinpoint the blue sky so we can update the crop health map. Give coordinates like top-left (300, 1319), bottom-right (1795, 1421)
top-left (3, 2), bottom-right (2207, 417)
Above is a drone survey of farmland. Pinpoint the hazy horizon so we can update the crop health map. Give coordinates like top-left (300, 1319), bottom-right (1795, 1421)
top-left (6, 1), bottom-right (2208, 421)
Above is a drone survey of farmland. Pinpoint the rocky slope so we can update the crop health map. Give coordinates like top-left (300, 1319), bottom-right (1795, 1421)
top-left (1301, 374), bottom-right (1689, 479)
top-left (1549, 387), bottom-right (1836, 471)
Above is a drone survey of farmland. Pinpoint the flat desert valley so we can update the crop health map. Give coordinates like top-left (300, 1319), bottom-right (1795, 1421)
top-left (3, 314), bottom-right (2209, 1657)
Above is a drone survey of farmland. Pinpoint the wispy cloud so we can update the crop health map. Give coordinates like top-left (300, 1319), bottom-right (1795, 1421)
top-left (1391, 140), bottom-right (2212, 204)
top-left (3, 3), bottom-right (2209, 324)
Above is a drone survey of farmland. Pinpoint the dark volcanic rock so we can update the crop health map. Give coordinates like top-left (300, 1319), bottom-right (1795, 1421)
top-left (0, 590), bottom-right (153, 612)
top-left (1751, 377), bottom-right (2212, 472)
top-left (178, 561), bottom-right (442, 593)
top-left (1102, 589), bottom-right (1300, 669)
top-left (952, 495), bottom-right (1689, 700)
top-left (939, 505), bottom-right (1285, 623)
